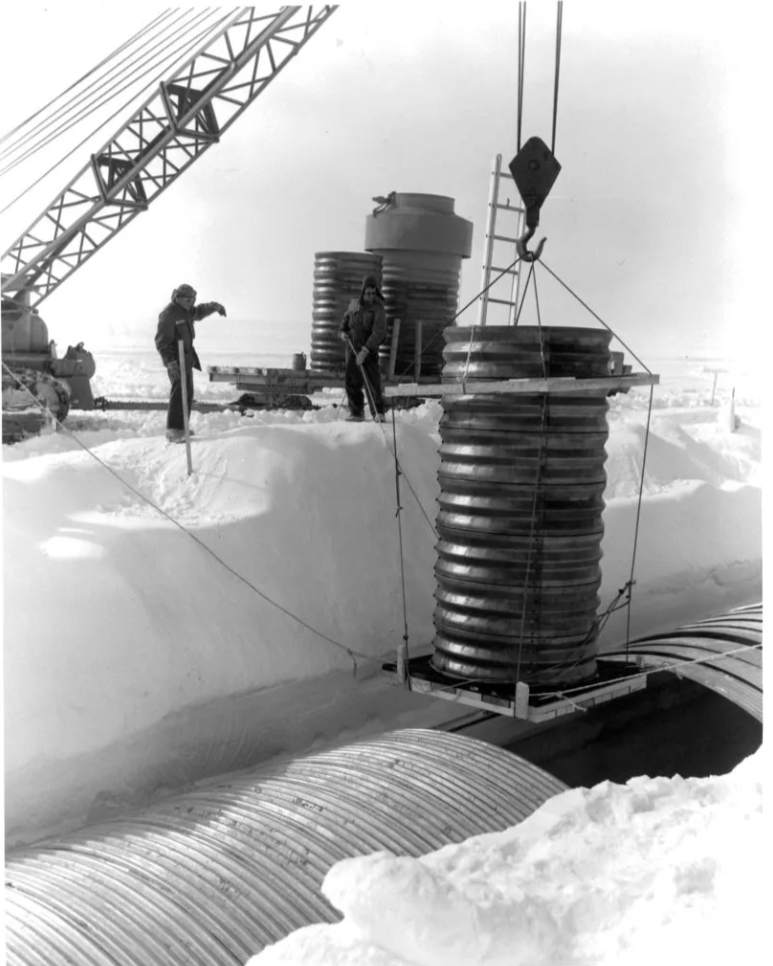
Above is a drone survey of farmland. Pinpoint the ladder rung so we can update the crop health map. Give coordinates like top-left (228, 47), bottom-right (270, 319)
top-left (495, 202), bottom-right (523, 212)
top-left (492, 170), bottom-right (514, 180)
top-left (491, 266), bottom-right (520, 275)
top-left (491, 233), bottom-right (518, 242)
top-left (487, 297), bottom-right (518, 306)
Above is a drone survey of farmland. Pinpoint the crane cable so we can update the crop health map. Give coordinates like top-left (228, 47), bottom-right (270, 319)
top-left (0, 9), bottom-right (234, 179)
top-left (1, 359), bottom-right (382, 677)
top-left (0, 9), bottom-right (239, 215)
top-left (517, 1), bottom-right (563, 155)
top-left (551, 1), bottom-right (563, 154)
top-left (0, 9), bottom-right (175, 149)
top-left (0, 9), bottom-right (178, 159)
top-left (0, 9), bottom-right (204, 171)
top-left (517, 2), bottom-right (526, 152)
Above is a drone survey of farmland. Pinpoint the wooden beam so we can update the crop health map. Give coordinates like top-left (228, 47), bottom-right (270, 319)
top-left (383, 372), bottom-right (660, 397)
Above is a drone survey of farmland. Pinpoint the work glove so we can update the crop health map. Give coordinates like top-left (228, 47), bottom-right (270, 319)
top-left (355, 346), bottom-right (369, 366)
top-left (347, 298), bottom-right (359, 313)
top-left (167, 360), bottom-right (181, 381)
top-left (340, 330), bottom-right (350, 343)
top-left (215, 302), bottom-right (227, 317)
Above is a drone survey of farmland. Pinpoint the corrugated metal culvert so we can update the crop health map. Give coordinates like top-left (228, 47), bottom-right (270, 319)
top-left (365, 193), bottom-right (473, 378)
top-left (310, 251), bottom-right (382, 373)
top-left (5, 728), bottom-right (567, 966)
top-left (432, 325), bottom-right (613, 687)
top-left (603, 603), bottom-right (763, 721)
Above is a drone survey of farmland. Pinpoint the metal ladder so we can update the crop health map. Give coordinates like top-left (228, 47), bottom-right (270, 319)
top-left (476, 153), bottom-right (526, 326)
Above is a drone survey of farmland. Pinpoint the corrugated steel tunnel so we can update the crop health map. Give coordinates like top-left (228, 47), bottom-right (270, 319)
top-left (4, 607), bottom-right (762, 964)
top-left (4, 729), bottom-right (567, 966)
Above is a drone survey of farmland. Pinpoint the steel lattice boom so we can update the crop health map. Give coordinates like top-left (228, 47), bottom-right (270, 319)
top-left (1, 6), bottom-right (337, 305)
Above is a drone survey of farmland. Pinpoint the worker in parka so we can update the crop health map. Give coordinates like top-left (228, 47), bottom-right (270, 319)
top-left (155, 283), bottom-right (226, 442)
top-left (339, 274), bottom-right (387, 421)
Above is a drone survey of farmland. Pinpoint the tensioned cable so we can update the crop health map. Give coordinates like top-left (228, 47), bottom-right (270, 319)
top-left (553, 642), bottom-right (762, 701)
top-left (625, 381), bottom-right (655, 653)
top-left (505, 259), bottom-right (655, 680)
top-left (517, 1), bottom-right (526, 152)
top-left (531, 261), bottom-right (548, 377)
top-left (551, 1), bottom-right (563, 154)
top-left (345, 335), bottom-right (438, 542)
top-left (0, 9), bottom-right (175, 149)
top-left (514, 394), bottom-right (547, 688)
top-left (512, 263), bottom-right (548, 688)
top-left (513, 258), bottom-right (535, 325)
top-left (394, 255), bottom-right (525, 381)
top-left (0, 9), bottom-right (179, 161)
top-left (391, 408), bottom-right (413, 684)
top-left (0, 9), bottom-right (238, 214)
top-left (2, 361), bottom-right (383, 675)
top-left (539, 259), bottom-right (652, 374)
top-left (0, 8), bottom-right (227, 178)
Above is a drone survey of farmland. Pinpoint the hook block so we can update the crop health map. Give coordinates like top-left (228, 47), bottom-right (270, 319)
top-left (509, 136), bottom-right (562, 227)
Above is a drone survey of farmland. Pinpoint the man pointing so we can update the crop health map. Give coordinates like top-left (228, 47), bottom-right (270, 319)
top-left (155, 283), bottom-right (226, 442)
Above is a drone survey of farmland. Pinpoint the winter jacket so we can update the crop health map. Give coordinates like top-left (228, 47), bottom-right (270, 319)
top-left (340, 297), bottom-right (387, 353)
top-left (155, 300), bottom-right (221, 370)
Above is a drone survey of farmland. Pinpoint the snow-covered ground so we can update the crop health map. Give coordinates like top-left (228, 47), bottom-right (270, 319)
top-left (2, 346), bottom-right (763, 859)
top-left (248, 747), bottom-right (764, 966)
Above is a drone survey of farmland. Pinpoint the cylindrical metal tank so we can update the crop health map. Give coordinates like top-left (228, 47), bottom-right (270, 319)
top-left (4, 729), bottom-right (567, 965)
top-left (432, 326), bottom-right (613, 687)
top-left (365, 193), bottom-right (473, 378)
top-left (310, 251), bottom-right (382, 373)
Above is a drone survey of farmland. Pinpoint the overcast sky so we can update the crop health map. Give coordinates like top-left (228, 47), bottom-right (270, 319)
top-left (0, 2), bottom-right (767, 363)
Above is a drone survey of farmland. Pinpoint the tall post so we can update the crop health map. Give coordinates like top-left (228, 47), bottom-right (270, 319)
top-left (177, 338), bottom-right (193, 476)
top-left (414, 319), bottom-right (423, 380)
top-left (387, 318), bottom-right (402, 381)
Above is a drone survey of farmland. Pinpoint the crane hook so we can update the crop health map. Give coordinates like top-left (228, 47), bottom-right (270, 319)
top-left (515, 223), bottom-right (547, 262)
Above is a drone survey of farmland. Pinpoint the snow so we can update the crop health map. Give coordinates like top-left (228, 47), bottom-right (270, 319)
top-left (247, 747), bottom-right (764, 966)
top-left (2, 346), bottom-right (763, 858)
top-left (1, 343), bottom-right (764, 961)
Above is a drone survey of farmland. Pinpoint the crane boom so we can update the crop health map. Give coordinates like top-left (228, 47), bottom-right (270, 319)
top-left (1, 5), bottom-right (337, 306)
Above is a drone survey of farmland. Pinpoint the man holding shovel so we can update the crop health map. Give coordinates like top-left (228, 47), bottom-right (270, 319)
top-left (339, 274), bottom-right (387, 422)
top-left (155, 283), bottom-right (227, 443)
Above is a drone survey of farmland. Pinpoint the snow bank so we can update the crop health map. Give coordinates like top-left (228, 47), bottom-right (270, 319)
top-left (2, 361), bottom-right (762, 844)
top-left (248, 747), bottom-right (765, 965)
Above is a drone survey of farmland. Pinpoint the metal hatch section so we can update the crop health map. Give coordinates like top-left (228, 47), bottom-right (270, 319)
top-left (602, 603), bottom-right (763, 722)
top-left (5, 728), bottom-right (567, 966)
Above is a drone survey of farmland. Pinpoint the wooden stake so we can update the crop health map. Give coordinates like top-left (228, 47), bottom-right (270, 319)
top-left (177, 338), bottom-right (193, 476)
top-left (387, 318), bottom-right (401, 381)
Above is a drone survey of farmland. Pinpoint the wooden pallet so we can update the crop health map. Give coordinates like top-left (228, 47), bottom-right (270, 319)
top-left (382, 654), bottom-right (649, 722)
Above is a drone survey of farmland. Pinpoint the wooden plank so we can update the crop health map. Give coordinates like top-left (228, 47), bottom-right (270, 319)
top-left (383, 372), bottom-right (659, 397)
top-left (209, 367), bottom-right (660, 396)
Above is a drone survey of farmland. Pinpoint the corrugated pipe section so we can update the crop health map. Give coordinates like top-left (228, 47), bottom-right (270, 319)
top-left (432, 326), bottom-right (613, 687)
top-left (603, 603), bottom-right (763, 721)
top-left (310, 251), bottom-right (382, 373)
top-left (365, 193), bottom-right (473, 378)
top-left (5, 728), bottom-right (567, 966)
